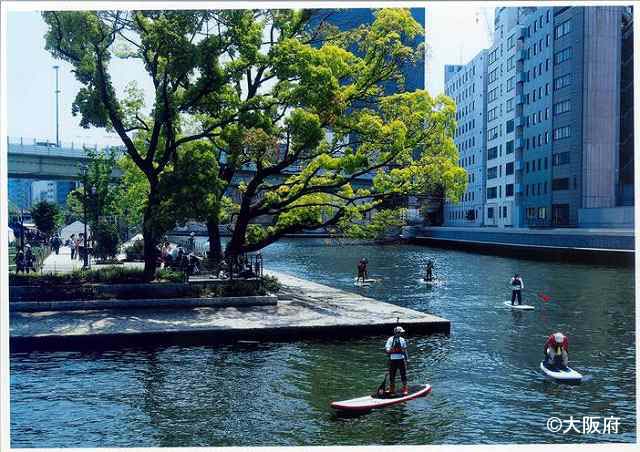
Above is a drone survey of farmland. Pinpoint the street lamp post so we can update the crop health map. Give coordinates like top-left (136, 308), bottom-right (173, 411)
top-left (53, 65), bottom-right (60, 148)
top-left (80, 165), bottom-right (89, 269)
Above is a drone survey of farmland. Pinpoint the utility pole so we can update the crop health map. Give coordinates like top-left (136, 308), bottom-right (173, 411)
top-left (53, 65), bottom-right (60, 147)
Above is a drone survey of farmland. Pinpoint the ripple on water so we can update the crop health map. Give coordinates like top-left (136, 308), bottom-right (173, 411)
top-left (10, 240), bottom-right (636, 447)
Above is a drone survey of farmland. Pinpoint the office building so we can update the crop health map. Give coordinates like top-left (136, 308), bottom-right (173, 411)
top-left (443, 6), bottom-right (634, 228)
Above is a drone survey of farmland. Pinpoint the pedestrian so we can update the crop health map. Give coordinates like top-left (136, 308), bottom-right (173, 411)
top-left (385, 326), bottom-right (409, 396)
top-left (70, 234), bottom-right (76, 259)
top-left (75, 234), bottom-right (83, 261)
top-left (510, 273), bottom-right (524, 306)
top-left (14, 249), bottom-right (25, 273)
top-left (187, 232), bottom-right (196, 254)
top-left (24, 244), bottom-right (35, 273)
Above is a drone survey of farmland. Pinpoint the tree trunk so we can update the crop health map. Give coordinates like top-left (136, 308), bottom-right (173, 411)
top-left (206, 217), bottom-right (223, 268)
top-left (142, 188), bottom-right (159, 281)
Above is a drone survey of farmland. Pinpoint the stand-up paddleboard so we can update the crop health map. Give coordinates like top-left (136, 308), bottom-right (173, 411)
top-left (354, 278), bottom-right (378, 287)
top-left (540, 361), bottom-right (582, 383)
top-left (331, 384), bottom-right (431, 412)
top-left (503, 301), bottom-right (535, 310)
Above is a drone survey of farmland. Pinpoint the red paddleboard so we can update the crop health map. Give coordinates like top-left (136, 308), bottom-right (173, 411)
top-left (330, 384), bottom-right (431, 412)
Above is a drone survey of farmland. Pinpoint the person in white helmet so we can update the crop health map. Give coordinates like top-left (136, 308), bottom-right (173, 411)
top-left (385, 326), bottom-right (409, 395)
top-left (544, 332), bottom-right (569, 369)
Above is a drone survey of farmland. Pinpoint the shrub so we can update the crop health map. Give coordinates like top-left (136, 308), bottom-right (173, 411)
top-left (94, 222), bottom-right (120, 260)
top-left (261, 275), bottom-right (281, 294)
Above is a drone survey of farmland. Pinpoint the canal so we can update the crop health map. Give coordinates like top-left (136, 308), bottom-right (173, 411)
top-left (10, 239), bottom-right (635, 446)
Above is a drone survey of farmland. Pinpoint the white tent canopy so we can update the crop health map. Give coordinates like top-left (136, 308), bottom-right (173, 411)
top-left (60, 221), bottom-right (91, 242)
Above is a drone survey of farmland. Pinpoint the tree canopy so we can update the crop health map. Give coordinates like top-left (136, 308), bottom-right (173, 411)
top-left (31, 201), bottom-right (63, 237)
top-left (43, 8), bottom-right (466, 277)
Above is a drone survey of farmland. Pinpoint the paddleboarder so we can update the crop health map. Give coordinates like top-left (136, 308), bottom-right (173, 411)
top-left (543, 332), bottom-right (569, 370)
top-left (424, 260), bottom-right (434, 282)
top-left (385, 326), bottom-right (409, 396)
top-left (510, 273), bottom-right (524, 305)
top-left (357, 257), bottom-right (368, 284)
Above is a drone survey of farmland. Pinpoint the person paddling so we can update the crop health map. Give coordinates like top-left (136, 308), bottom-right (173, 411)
top-left (510, 273), bottom-right (524, 305)
top-left (424, 260), bottom-right (434, 282)
top-left (385, 326), bottom-right (409, 396)
top-left (544, 332), bottom-right (569, 370)
top-left (357, 257), bottom-right (368, 284)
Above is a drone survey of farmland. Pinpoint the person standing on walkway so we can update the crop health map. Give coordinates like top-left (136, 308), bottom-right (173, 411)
top-left (187, 232), bottom-right (196, 254)
top-left (14, 248), bottom-right (25, 273)
top-left (50, 235), bottom-right (61, 255)
top-left (385, 326), bottom-right (409, 396)
top-left (75, 234), bottom-right (83, 261)
top-left (24, 244), bottom-right (35, 273)
top-left (510, 273), bottom-right (524, 305)
top-left (69, 234), bottom-right (76, 259)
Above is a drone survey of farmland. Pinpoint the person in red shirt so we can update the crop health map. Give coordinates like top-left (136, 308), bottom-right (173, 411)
top-left (544, 332), bottom-right (569, 369)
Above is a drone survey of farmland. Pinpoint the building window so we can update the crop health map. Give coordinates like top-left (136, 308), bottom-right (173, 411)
top-left (506, 162), bottom-right (514, 175)
top-left (488, 126), bottom-right (499, 141)
top-left (553, 126), bottom-right (571, 140)
top-left (503, 206), bottom-right (508, 218)
top-left (487, 166), bottom-right (498, 180)
top-left (555, 19), bottom-right (572, 39)
top-left (487, 187), bottom-right (497, 199)
top-left (552, 178), bottom-right (570, 190)
top-left (554, 74), bottom-right (571, 90)
top-left (488, 87), bottom-right (499, 103)
top-left (506, 98), bottom-right (514, 112)
top-left (506, 140), bottom-right (514, 154)
top-left (488, 48), bottom-right (499, 65)
top-left (554, 47), bottom-right (572, 64)
top-left (507, 34), bottom-right (515, 49)
top-left (506, 120), bottom-right (514, 133)
top-left (507, 56), bottom-right (515, 71)
top-left (552, 152), bottom-right (571, 166)
top-left (488, 67), bottom-right (499, 84)
top-left (507, 76), bottom-right (515, 91)
top-left (487, 146), bottom-right (498, 160)
top-left (554, 99), bottom-right (571, 115)
top-left (487, 207), bottom-right (494, 218)
top-left (488, 106), bottom-right (498, 122)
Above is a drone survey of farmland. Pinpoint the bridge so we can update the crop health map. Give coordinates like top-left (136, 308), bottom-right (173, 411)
top-left (7, 137), bottom-right (124, 180)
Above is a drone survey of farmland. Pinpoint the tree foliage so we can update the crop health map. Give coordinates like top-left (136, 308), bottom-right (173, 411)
top-left (30, 201), bottom-right (63, 237)
top-left (43, 8), bottom-right (466, 274)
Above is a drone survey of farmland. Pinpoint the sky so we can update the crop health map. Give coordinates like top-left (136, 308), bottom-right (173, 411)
top-left (6, 6), bottom-right (494, 147)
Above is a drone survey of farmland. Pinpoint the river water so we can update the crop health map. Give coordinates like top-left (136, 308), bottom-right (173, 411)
top-left (10, 239), bottom-right (636, 447)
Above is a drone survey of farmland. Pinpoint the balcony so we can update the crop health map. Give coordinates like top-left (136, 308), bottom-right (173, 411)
top-left (516, 71), bottom-right (526, 83)
top-left (515, 183), bottom-right (524, 194)
top-left (515, 138), bottom-right (525, 149)
top-left (516, 49), bottom-right (527, 61)
top-left (514, 117), bottom-right (525, 128)
top-left (515, 160), bottom-right (524, 171)
top-left (515, 94), bottom-right (525, 105)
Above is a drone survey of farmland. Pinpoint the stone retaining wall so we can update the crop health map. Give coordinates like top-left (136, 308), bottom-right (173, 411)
top-left (10, 295), bottom-right (277, 312)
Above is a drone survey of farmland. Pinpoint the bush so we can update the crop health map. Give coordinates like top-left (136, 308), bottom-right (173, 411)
top-left (125, 240), bottom-right (144, 261)
top-left (94, 222), bottom-right (120, 260)
top-left (9, 265), bottom-right (186, 285)
top-left (261, 275), bottom-right (281, 294)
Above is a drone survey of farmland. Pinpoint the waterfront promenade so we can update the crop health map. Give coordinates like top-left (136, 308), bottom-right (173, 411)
top-left (10, 259), bottom-right (450, 350)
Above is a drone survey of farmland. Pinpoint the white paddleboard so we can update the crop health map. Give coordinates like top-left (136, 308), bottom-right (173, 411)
top-left (503, 301), bottom-right (534, 310)
top-left (331, 384), bottom-right (431, 412)
top-left (540, 361), bottom-right (582, 383)
top-left (354, 282), bottom-right (371, 287)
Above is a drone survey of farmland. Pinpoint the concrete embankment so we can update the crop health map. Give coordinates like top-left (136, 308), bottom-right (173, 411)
top-left (10, 270), bottom-right (449, 352)
top-left (403, 226), bottom-right (634, 265)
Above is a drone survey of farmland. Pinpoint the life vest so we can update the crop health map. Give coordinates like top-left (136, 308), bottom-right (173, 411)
top-left (391, 337), bottom-right (404, 354)
top-left (512, 278), bottom-right (522, 288)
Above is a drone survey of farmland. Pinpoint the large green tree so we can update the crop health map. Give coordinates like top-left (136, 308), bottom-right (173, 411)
top-left (44, 9), bottom-right (466, 276)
